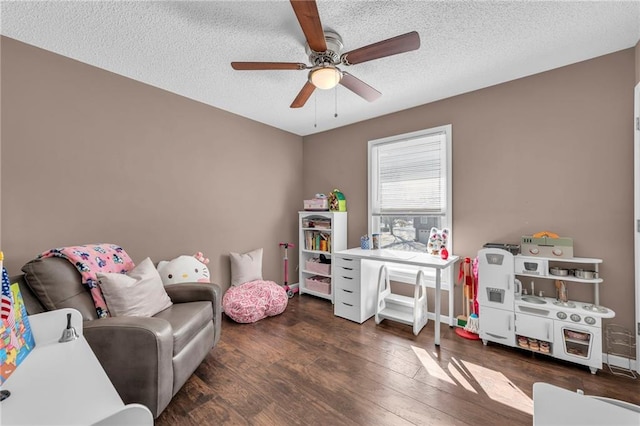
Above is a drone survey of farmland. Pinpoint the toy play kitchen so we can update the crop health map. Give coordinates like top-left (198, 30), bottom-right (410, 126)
top-left (478, 233), bottom-right (615, 374)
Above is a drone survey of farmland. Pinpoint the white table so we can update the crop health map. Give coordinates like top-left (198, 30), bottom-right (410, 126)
top-left (334, 248), bottom-right (458, 345)
top-left (533, 383), bottom-right (640, 425)
top-left (0, 308), bottom-right (153, 426)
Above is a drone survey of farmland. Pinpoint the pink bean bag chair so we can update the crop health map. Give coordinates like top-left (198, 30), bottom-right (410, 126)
top-left (223, 280), bottom-right (288, 323)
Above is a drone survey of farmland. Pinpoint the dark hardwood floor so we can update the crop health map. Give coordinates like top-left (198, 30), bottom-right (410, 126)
top-left (157, 295), bottom-right (640, 425)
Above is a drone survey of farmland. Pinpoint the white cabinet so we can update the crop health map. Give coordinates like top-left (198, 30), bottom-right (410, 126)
top-left (515, 312), bottom-right (554, 343)
top-left (333, 255), bottom-right (383, 323)
top-left (479, 306), bottom-right (516, 347)
top-left (333, 255), bottom-right (363, 321)
top-left (515, 311), bottom-right (554, 356)
top-left (298, 211), bottom-right (347, 302)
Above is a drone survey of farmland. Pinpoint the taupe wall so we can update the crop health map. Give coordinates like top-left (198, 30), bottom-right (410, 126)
top-left (304, 49), bottom-right (637, 333)
top-left (0, 37), bottom-right (303, 292)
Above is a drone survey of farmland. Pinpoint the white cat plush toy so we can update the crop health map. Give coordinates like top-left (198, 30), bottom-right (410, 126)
top-left (157, 253), bottom-right (210, 284)
top-left (427, 227), bottom-right (450, 256)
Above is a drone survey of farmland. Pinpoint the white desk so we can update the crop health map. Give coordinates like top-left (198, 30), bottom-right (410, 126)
top-left (334, 248), bottom-right (458, 345)
top-left (0, 309), bottom-right (153, 426)
top-left (533, 383), bottom-right (640, 425)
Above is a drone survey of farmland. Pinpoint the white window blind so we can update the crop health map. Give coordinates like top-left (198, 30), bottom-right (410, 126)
top-left (371, 132), bottom-right (447, 216)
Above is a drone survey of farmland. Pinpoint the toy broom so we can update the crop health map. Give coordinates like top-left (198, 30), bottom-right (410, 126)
top-left (455, 257), bottom-right (473, 327)
top-left (456, 256), bottom-right (480, 340)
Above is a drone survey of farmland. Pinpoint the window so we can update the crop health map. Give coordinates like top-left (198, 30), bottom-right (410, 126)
top-left (368, 124), bottom-right (452, 253)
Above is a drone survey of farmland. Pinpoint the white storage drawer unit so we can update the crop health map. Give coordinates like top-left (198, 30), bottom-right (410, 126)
top-left (333, 256), bottom-right (389, 324)
top-left (333, 255), bottom-right (362, 322)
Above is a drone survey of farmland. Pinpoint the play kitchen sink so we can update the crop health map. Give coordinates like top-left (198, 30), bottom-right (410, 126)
top-left (521, 295), bottom-right (547, 304)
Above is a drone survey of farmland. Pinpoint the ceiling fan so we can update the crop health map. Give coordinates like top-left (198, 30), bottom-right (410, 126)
top-left (231, 0), bottom-right (420, 108)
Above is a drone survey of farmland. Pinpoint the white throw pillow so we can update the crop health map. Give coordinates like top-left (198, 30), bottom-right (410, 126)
top-left (96, 257), bottom-right (173, 317)
top-left (229, 248), bottom-right (263, 286)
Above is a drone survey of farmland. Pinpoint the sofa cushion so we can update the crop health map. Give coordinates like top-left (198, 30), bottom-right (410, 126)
top-left (96, 257), bottom-right (173, 317)
top-left (153, 301), bottom-right (213, 355)
top-left (22, 257), bottom-right (98, 321)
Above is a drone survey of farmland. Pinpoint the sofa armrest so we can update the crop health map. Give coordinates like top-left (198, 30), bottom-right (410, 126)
top-left (84, 317), bottom-right (174, 418)
top-left (164, 282), bottom-right (222, 346)
top-left (163, 282), bottom-right (221, 304)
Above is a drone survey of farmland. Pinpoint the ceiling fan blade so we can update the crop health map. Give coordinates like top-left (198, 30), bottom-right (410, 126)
top-left (290, 0), bottom-right (327, 52)
top-left (339, 72), bottom-right (381, 102)
top-left (290, 81), bottom-right (316, 108)
top-left (231, 62), bottom-right (306, 70)
top-left (341, 31), bottom-right (420, 65)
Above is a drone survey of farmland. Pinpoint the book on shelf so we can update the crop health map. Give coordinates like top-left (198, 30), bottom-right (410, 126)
top-left (304, 231), bottom-right (332, 252)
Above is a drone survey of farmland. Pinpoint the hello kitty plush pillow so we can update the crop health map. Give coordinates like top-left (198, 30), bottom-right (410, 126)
top-left (157, 253), bottom-right (210, 285)
top-left (427, 227), bottom-right (450, 256)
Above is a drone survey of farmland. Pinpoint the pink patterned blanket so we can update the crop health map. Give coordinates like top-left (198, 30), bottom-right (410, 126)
top-left (39, 244), bottom-right (135, 318)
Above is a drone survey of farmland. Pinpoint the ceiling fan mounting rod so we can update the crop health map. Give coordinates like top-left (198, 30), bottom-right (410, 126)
top-left (306, 30), bottom-right (343, 66)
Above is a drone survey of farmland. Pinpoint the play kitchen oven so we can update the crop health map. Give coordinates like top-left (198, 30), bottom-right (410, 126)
top-left (515, 298), bottom-right (613, 374)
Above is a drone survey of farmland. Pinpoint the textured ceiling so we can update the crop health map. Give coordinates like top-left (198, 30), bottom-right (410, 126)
top-left (1, 1), bottom-right (639, 136)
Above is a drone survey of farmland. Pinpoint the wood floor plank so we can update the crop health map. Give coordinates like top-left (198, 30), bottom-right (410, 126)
top-left (156, 295), bottom-right (640, 425)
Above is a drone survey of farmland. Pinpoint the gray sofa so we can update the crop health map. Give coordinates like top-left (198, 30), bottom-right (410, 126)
top-left (14, 256), bottom-right (222, 418)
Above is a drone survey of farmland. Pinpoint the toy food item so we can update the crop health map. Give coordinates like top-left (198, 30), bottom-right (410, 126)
top-left (533, 231), bottom-right (560, 239)
top-left (539, 341), bottom-right (550, 353)
top-left (440, 247), bottom-right (449, 260)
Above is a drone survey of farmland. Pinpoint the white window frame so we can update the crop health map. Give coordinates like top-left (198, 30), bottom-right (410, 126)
top-left (367, 124), bottom-right (453, 287)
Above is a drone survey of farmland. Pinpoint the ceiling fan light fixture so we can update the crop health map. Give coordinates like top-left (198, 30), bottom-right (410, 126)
top-left (309, 66), bottom-right (342, 90)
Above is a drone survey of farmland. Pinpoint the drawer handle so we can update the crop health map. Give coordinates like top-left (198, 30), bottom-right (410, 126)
top-left (342, 267), bottom-right (353, 271)
top-left (342, 289), bottom-right (353, 293)
top-left (342, 258), bottom-right (354, 262)
top-left (342, 302), bottom-right (353, 307)
top-left (341, 276), bottom-right (353, 280)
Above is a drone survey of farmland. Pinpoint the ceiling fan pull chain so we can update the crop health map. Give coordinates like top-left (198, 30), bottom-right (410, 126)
top-left (334, 86), bottom-right (338, 118)
top-left (314, 93), bottom-right (317, 128)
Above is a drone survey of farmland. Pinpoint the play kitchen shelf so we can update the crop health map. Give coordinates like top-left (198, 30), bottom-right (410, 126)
top-left (298, 211), bottom-right (347, 302)
top-left (478, 248), bottom-right (615, 374)
top-left (514, 255), bottom-right (603, 305)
